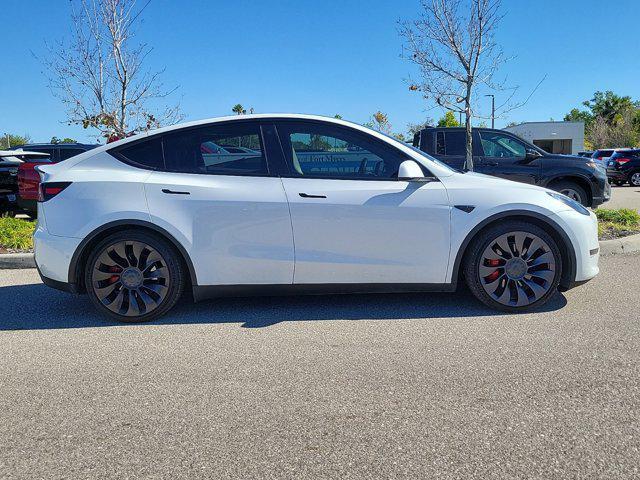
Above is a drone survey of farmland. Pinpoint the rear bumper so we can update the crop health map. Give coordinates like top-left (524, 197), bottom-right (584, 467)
top-left (34, 223), bottom-right (81, 285)
top-left (606, 169), bottom-right (627, 182)
top-left (36, 264), bottom-right (78, 293)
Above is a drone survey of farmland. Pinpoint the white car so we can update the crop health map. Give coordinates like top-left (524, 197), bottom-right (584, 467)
top-left (34, 114), bottom-right (600, 322)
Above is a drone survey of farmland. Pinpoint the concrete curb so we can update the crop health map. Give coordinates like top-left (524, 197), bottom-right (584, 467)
top-left (599, 233), bottom-right (640, 256)
top-left (0, 253), bottom-right (36, 269)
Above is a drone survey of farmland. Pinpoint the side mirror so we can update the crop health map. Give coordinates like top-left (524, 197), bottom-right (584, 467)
top-left (398, 160), bottom-right (427, 181)
top-left (525, 148), bottom-right (542, 161)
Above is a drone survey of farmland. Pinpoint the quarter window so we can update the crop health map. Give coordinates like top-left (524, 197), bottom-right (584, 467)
top-left (479, 132), bottom-right (526, 158)
top-left (278, 123), bottom-right (405, 179)
top-left (163, 123), bottom-right (267, 175)
top-left (112, 137), bottom-right (164, 169)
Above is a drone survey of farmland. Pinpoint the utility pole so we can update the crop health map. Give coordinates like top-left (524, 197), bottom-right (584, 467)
top-left (485, 94), bottom-right (495, 129)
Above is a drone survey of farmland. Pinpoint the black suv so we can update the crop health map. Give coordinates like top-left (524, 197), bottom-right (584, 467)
top-left (413, 127), bottom-right (610, 207)
top-left (606, 149), bottom-right (640, 186)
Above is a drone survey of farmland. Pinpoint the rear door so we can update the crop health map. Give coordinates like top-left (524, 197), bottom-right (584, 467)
top-left (139, 121), bottom-right (294, 286)
top-left (477, 131), bottom-right (541, 184)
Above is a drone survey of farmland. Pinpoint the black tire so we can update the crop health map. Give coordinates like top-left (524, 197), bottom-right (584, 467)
top-left (84, 230), bottom-right (185, 322)
top-left (627, 171), bottom-right (640, 187)
top-left (549, 181), bottom-right (589, 206)
top-left (463, 221), bottom-right (562, 312)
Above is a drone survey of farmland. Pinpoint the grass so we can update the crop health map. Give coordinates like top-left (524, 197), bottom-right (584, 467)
top-left (595, 208), bottom-right (640, 240)
top-left (0, 216), bottom-right (36, 252)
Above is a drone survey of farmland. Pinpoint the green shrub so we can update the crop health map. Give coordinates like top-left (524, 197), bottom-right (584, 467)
top-left (595, 208), bottom-right (640, 228)
top-left (0, 217), bottom-right (36, 251)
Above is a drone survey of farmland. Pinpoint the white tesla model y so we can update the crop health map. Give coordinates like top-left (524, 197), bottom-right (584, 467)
top-left (34, 114), bottom-right (600, 322)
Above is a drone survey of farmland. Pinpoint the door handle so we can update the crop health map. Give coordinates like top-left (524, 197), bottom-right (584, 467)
top-left (299, 192), bottom-right (326, 199)
top-left (483, 161), bottom-right (499, 167)
top-left (162, 188), bottom-right (190, 195)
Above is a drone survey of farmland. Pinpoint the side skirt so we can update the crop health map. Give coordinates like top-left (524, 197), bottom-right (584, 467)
top-left (192, 283), bottom-right (457, 302)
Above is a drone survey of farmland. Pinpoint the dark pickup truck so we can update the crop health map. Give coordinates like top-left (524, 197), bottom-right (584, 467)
top-left (413, 126), bottom-right (610, 207)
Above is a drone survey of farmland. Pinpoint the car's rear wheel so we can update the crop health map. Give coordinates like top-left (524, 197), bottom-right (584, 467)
top-left (628, 172), bottom-right (640, 187)
top-left (549, 181), bottom-right (589, 206)
top-left (464, 221), bottom-right (562, 312)
top-left (85, 231), bottom-right (184, 322)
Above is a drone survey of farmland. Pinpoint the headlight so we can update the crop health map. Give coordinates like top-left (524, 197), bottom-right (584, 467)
top-left (547, 191), bottom-right (590, 216)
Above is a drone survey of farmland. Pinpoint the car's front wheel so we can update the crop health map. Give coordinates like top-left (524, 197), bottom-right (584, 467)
top-left (85, 231), bottom-right (185, 322)
top-left (464, 221), bottom-right (562, 312)
top-left (550, 181), bottom-right (588, 206)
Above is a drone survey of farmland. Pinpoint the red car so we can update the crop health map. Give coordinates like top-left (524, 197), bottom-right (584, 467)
top-left (14, 143), bottom-right (99, 216)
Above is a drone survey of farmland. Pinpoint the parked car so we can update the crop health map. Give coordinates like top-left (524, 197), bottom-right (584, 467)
top-left (0, 150), bottom-right (50, 215)
top-left (591, 148), bottom-right (628, 163)
top-left (13, 143), bottom-right (99, 215)
top-left (606, 149), bottom-right (640, 186)
top-left (413, 127), bottom-right (610, 207)
top-left (34, 114), bottom-right (600, 322)
top-left (577, 151), bottom-right (594, 158)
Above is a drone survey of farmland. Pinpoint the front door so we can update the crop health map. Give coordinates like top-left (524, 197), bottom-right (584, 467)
top-left (274, 121), bottom-right (451, 285)
top-left (476, 131), bottom-right (541, 184)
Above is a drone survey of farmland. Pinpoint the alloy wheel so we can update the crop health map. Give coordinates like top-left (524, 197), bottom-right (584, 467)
top-left (559, 188), bottom-right (581, 202)
top-left (631, 172), bottom-right (640, 186)
top-left (478, 231), bottom-right (556, 307)
top-left (91, 241), bottom-right (170, 317)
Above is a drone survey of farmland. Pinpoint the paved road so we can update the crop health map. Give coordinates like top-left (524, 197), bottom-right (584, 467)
top-left (604, 185), bottom-right (640, 212)
top-left (1, 254), bottom-right (639, 479)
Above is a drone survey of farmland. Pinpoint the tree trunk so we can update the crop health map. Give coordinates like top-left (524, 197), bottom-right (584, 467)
top-left (464, 98), bottom-right (474, 171)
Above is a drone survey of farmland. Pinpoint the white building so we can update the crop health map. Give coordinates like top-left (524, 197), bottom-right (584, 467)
top-left (504, 121), bottom-right (585, 155)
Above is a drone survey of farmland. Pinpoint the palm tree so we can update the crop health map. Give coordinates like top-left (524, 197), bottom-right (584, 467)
top-left (232, 104), bottom-right (246, 115)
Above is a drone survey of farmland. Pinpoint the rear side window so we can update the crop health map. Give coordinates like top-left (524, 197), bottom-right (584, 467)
top-left (59, 148), bottom-right (85, 161)
top-left (435, 131), bottom-right (465, 156)
top-left (163, 123), bottom-right (267, 175)
top-left (111, 137), bottom-right (164, 169)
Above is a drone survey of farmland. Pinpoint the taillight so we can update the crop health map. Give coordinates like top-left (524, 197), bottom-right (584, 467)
top-left (615, 157), bottom-right (631, 164)
top-left (18, 162), bottom-right (45, 201)
top-left (38, 182), bottom-right (71, 202)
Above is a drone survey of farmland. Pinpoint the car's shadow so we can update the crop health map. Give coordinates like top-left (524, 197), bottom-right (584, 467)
top-left (0, 282), bottom-right (568, 331)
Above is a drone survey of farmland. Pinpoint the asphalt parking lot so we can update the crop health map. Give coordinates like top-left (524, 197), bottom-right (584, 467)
top-left (604, 185), bottom-right (640, 212)
top-left (1, 254), bottom-right (639, 479)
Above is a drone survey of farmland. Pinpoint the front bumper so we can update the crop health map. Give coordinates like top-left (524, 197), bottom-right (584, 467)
top-left (553, 209), bottom-right (600, 288)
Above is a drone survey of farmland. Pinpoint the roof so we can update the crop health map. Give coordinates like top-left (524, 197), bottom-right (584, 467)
top-left (98, 113), bottom-right (395, 150)
top-left (11, 142), bottom-right (100, 149)
top-left (505, 121), bottom-right (585, 126)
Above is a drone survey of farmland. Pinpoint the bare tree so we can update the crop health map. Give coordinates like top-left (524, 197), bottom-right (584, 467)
top-left (400, 0), bottom-right (506, 170)
top-left (42, 0), bottom-right (181, 141)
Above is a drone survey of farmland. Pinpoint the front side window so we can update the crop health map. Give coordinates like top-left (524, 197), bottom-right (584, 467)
top-left (479, 132), bottom-right (526, 158)
top-left (163, 123), bottom-right (267, 175)
top-left (278, 122), bottom-right (404, 179)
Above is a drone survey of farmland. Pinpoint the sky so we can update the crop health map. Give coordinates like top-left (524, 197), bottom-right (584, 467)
top-left (1, 0), bottom-right (639, 144)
